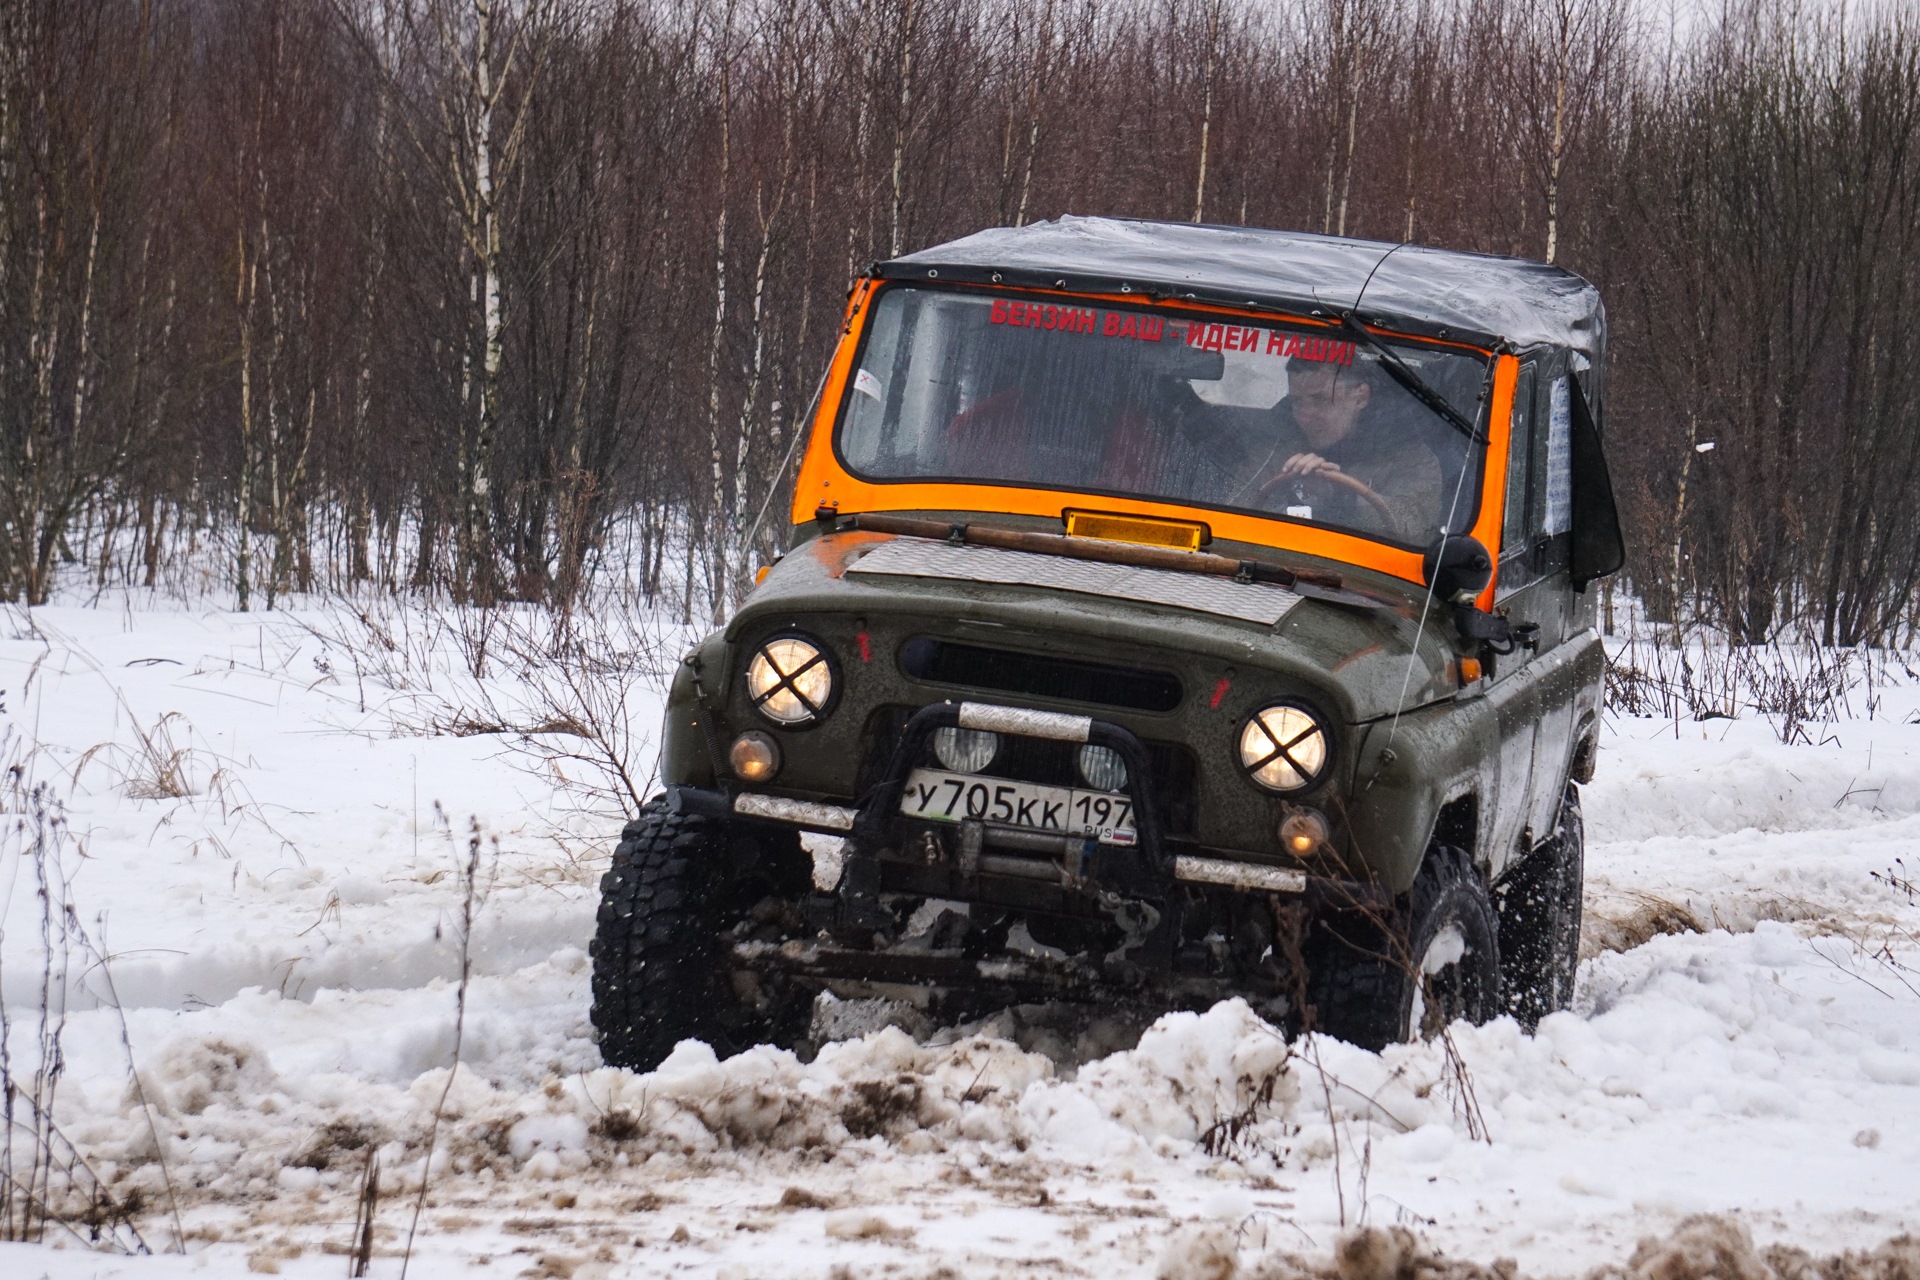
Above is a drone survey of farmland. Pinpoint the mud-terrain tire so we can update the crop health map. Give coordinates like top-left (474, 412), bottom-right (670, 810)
top-left (589, 803), bottom-right (811, 1071)
top-left (1495, 785), bottom-right (1584, 1029)
top-left (1305, 844), bottom-right (1502, 1051)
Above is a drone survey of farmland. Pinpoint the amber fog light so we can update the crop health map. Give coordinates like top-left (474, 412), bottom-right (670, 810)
top-left (1278, 807), bottom-right (1330, 858)
top-left (729, 731), bottom-right (781, 783)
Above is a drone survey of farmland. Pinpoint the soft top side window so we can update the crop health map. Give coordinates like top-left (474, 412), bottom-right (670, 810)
top-left (1499, 350), bottom-right (1573, 596)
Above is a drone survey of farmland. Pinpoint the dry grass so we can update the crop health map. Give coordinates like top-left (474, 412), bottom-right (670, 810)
top-left (1580, 891), bottom-right (1708, 959)
top-left (75, 710), bottom-right (198, 800)
top-left (1579, 884), bottom-right (1866, 961)
top-left (1604, 630), bottom-right (1910, 746)
top-left (305, 594), bottom-right (676, 825)
top-left (824, 1211), bottom-right (916, 1242)
top-left (1178, 1215), bottom-right (1920, 1280)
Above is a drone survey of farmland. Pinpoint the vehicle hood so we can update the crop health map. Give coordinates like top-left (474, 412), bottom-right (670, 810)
top-left (732, 531), bottom-right (1460, 724)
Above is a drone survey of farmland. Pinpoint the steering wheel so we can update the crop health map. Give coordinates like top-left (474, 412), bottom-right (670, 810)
top-left (1257, 464), bottom-right (1398, 529)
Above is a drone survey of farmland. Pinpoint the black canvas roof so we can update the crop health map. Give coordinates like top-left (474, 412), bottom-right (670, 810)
top-left (878, 215), bottom-right (1604, 359)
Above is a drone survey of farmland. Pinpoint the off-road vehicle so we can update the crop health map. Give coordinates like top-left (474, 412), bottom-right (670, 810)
top-left (590, 216), bottom-right (1624, 1066)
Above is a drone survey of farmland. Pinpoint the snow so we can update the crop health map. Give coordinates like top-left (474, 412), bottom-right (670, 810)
top-left (2, 597), bottom-right (1917, 1277)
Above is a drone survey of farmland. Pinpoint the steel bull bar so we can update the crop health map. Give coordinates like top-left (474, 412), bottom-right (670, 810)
top-left (671, 700), bottom-right (1317, 902)
top-left (853, 700), bottom-right (1169, 900)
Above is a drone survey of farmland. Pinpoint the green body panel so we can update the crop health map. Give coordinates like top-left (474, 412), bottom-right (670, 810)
top-left (660, 644), bottom-right (722, 791)
top-left (656, 524), bottom-right (1613, 895)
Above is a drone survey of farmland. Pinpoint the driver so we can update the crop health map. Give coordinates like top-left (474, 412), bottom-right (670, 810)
top-left (1251, 356), bottom-right (1444, 540)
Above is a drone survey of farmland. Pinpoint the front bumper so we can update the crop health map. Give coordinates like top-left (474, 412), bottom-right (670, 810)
top-left (668, 702), bottom-right (1390, 1007)
top-left (674, 699), bottom-right (1382, 912)
top-left (676, 699), bottom-right (1175, 896)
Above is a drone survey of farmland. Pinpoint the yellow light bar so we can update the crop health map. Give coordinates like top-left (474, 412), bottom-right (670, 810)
top-left (1064, 509), bottom-right (1209, 552)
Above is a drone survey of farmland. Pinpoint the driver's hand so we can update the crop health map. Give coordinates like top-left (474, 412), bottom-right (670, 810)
top-left (1277, 452), bottom-right (1343, 480)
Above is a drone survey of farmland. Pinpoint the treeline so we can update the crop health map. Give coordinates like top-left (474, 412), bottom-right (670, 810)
top-left (2, 0), bottom-right (1919, 643)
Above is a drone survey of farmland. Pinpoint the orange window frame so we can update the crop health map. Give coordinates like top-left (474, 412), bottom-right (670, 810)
top-left (792, 278), bottom-right (1518, 609)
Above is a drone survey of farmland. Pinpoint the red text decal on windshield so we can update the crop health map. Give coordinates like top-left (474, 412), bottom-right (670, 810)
top-left (986, 299), bottom-right (1348, 362)
top-left (990, 299), bottom-right (1096, 333)
top-left (988, 299), bottom-right (1166, 342)
top-left (1185, 321), bottom-right (1355, 365)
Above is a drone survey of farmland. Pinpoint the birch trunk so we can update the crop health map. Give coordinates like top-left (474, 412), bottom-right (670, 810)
top-left (1320, 0), bottom-right (1344, 235)
top-left (235, 227), bottom-right (257, 613)
top-left (1193, 0), bottom-right (1220, 223)
top-left (18, 192), bottom-right (55, 603)
top-left (705, 3), bottom-right (735, 621)
top-left (848, 40), bottom-right (875, 287)
top-left (728, 202), bottom-right (778, 606)
top-left (30, 209), bottom-right (100, 603)
top-left (889, 0), bottom-right (915, 257)
top-left (1015, 0), bottom-right (1055, 227)
top-left (263, 224), bottom-right (285, 609)
top-left (1544, 0), bottom-right (1569, 264)
top-left (468, 0), bottom-right (505, 602)
top-left (347, 101), bottom-right (390, 586)
top-left (1336, 92), bottom-right (1358, 238)
top-left (1335, 0), bottom-right (1360, 240)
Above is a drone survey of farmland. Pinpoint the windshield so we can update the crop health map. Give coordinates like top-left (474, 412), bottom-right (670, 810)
top-left (837, 286), bottom-right (1491, 548)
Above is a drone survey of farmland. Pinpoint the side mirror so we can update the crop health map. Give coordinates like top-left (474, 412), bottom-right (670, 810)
top-left (1425, 534), bottom-right (1536, 654)
top-left (1422, 535), bottom-right (1493, 605)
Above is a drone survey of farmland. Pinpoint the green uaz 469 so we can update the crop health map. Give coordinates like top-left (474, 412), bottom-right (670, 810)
top-left (590, 216), bottom-right (1625, 1067)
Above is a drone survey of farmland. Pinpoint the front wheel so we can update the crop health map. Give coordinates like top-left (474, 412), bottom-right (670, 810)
top-left (589, 803), bottom-right (811, 1070)
top-left (1305, 844), bottom-right (1502, 1050)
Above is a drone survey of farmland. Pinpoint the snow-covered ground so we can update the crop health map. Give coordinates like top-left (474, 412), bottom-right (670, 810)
top-left (1, 598), bottom-right (1917, 1278)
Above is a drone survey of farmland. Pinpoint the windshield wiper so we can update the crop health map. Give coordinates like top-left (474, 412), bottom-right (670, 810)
top-left (1337, 313), bottom-right (1487, 443)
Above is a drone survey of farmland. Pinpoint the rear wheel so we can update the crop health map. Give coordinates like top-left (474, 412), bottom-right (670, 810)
top-left (589, 803), bottom-right (812, 1071)
top-left (1495, 784), bottom-right (1584, 1028)
top-left (1306, 844), bottom-right (1502, 1050)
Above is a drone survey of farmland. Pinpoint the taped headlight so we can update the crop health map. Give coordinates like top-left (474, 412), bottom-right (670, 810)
top-left (933, 726), bottom-right (999, 773)
top-left (746, 635), bottom-right (835, 725)
top-left (1238, 704), bottom-right (1328, 792)
top-left (1076, 743), bottom-right (1128, 792)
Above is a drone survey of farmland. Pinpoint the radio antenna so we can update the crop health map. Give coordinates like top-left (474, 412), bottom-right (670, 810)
top-left (741, 360), bottom-right (835, 564)
top-left (1334, 242), bottom-right (1486, 757)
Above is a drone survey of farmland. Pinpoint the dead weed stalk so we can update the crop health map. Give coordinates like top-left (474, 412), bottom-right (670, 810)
top-left (309, 593), bottom-right (677, 824)
top-left (350, 1149), bottom-right (380, 1278)
top-left (83, 918), bottom-right (185, 1252)
top-left (1437, 1028), bottom-right (1490, 1144)
top-left (1201, 1049), bottom-right (1293, 1163)
top-left (0, 781), bottom-right (149, 1253)
top-left (399, 816), bottom-right (489, 1280)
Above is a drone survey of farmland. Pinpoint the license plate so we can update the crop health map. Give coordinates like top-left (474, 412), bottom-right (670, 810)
top-left (899, 768), bottom-right (1137, 846)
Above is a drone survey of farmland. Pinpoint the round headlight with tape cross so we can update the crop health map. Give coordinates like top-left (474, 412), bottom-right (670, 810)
top-left (1238, 703), bottom-right (1330, 793)
top-left (745, 635), bottom-right (836, 726)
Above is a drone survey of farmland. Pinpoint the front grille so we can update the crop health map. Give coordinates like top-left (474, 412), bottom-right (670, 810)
top-left (898, 637), bottom-right (1182, 712)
